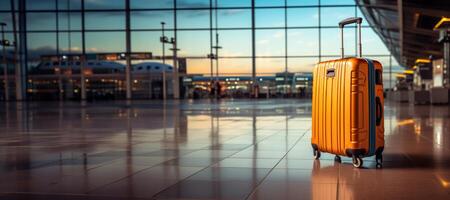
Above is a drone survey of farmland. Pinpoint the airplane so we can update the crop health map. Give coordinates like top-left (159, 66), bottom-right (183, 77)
top-left (132, 62), bottom-right (174, 73)
top-left (36, 60), bottom-right (125, 73)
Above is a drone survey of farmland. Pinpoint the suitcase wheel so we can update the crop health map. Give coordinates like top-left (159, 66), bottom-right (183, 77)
top-left (334, 155), bottom-right (341, 163)
top-left (313, 149), bottom-right (321, 160)
top-left (375, 153), bottom-right (383, 169)
top-left (352, 156), bottom-right (363, 168)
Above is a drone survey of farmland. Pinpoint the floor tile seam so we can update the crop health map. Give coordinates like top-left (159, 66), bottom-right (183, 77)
top-left (148, 136), bottom-right (275, 199)
top-left (253, 128), bottom-right (310, 145)
top-left (210, 166), bottom-right (283, 170)
top-left (243, 128), bottom-right (309, 200)
top-left (29, 154), bottom-right (130, 173)
top-left (86, 161), bottom-right (171, 194)
top-left (0, 191), bottom-right (152, 200)
top-left (231, 130), bottom-right (286, 153)
top-left (196, 127), bottom-right (287, 147)
top-left (200, 130), bottom-right (263, 148)
top-left (81, 154), bottom-right (131, 171)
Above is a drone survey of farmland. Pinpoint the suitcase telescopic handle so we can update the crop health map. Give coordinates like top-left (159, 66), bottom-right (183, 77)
top-left (338, 17), bottom-right (363, 58)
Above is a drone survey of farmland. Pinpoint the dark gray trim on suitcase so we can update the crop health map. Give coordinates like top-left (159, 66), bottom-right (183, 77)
top-left (365, 58), bottom-right (377, 156)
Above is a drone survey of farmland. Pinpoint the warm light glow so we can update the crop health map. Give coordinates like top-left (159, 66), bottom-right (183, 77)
top-left (64, 70), bottom-right (72, 76)
top-left (433, 17), bottom-right (450, 30)
top-left (83, 69), bottom-right (93, 75)
top-left (415, 58), bottom-right (431, 64)
top-left (404, 70), bottom-right (415, 75)
top-left (396, 73), bottom-right (406, 78)
top-left (412, 65), bottom-right (417, 69)
top-left (436, 175), bottom-right (450, 188)
top-left (414, 123), bottom-right (421, 135)
top-left (106, 54), bottom-right (118, 61)
top-left (397, 119), bottom-right (415, 126)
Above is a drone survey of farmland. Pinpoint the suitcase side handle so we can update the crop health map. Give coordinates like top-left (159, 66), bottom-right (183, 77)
top-left (375, 96), bottom-right (383, 126)
top-left (339, 17), bottom-right (363, 58)
top-left (326, 68), bottom-right (335, 77)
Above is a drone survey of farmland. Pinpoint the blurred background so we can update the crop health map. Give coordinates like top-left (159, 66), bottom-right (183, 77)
top-left (0, 0), bottom-right (417, 101)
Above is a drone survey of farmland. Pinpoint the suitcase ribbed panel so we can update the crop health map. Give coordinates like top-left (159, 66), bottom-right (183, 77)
top-left (313, 59), bottom-right (353, 155)
top-left (313, 58), bottom-right (374, 156)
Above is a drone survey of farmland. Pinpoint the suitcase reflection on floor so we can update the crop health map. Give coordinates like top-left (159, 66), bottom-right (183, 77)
top-left (311, 160), bottom-right (362, 200)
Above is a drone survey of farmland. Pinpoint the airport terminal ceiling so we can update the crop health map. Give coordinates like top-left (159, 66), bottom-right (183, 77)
top-left (357, 0), bottom-right (450, 67)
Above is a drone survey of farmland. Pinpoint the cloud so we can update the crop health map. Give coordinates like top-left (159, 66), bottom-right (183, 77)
top-left (273, 31), bottom-right (284, 38)
top-left (220, 9), bottom-right (246, 16)
top-left (312, 13), bottom-right (319, 19)
top-left (84, 0), bottom-right (123, 8)
top-left (288, 31), bottom-right (301, 37)
top-left (20, 0), bottom-right (248, 27)
top-left (176, 0), bottom-right (209, 8)
top-left (257, 39), bottom-right (269, 45)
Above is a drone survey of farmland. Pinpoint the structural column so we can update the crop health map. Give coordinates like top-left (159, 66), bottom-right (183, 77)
top-left (161, 22), bottom-right (167, 100)
top-left (443, 31), bottom-right (450, 87)
top-left (251, 0), bottom-right (256, 98)
top-left (172, 0), bottom-right (180, 99)
top-left (209, 0), bottom-right (213, 85)
top-left (17, 0), bottom-right (27, 101)
top-left (284, 0), bottom-right (288, 96)
top-left (1, 23), bottom-right (9, 101)
top-left (80, 0), bottom-right (87, 100)
top-left (397, 0), bottom-right (404, 61)
top-left (55, 0), bottom-right (63, 101)
top-left (10, 0), bottom-right (21, 100)
top-left (125, 0), bottom-right (132, 100)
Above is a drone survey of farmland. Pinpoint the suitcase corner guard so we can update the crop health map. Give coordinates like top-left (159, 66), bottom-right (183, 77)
top-left (311, 143), bottom-right (318, 151)
top-left (345, 146), bottom-right (384, 157)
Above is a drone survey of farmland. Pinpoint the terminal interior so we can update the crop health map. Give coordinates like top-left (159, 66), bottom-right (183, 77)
top-left (0, 0), bottom-right (450, 200)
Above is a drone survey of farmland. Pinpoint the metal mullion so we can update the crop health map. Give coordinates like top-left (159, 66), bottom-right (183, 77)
top-left (23, 25), bottom-right (375, 33)
top-left (319, 0), bottom-right (321, 62)
top-left (251, 0), bottom-right (256, 98)
top-left (284, 0), bottom-right (288, 95)
top-left (17, 4), bottom-right (358, 13)
top-left (24, 54), bottom-right (391, 62)
top-left (177, 54), bottom-right (392, 59)
top-left (129, 5), bottom-right (356, 11)
top-left (209, 0), bottom-right (213, 83)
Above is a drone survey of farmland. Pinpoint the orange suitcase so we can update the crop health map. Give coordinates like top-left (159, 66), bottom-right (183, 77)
top-left (311, 17), bottom-right (384, 168)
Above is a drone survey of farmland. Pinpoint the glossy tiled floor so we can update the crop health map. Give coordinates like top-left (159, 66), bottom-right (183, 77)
top-left (0, 99), bottom-right (449, 200)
